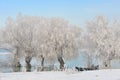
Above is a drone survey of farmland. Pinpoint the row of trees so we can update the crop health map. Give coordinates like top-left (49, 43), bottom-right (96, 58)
top-left (0, 15), bottom-right (81, 71)
top-left (82, 16), bottom-right (120, 68)
top-left (0, 15), bottom-right (120, 71)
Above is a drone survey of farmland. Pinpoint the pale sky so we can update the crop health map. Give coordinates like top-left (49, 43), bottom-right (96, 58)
top-left (0, 0), bottom-right (120, 28)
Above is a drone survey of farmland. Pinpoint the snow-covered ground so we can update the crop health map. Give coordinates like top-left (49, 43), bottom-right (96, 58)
top-left (0, 69), bottom-right (120, 80)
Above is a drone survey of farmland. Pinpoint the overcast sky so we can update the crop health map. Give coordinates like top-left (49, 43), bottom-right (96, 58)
top-left (0, 0), bottom-right (120, 27)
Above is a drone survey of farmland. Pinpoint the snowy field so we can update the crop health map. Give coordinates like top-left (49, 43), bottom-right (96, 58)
top-left (0, 69), bottom-right (120, 80)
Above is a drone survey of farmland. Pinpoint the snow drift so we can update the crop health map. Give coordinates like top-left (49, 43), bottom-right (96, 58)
top-left (0, 69), bottom-right (120, 80)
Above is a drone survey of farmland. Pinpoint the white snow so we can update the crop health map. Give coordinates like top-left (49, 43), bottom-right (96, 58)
top-left (0, 69), bottom-right (120, 80)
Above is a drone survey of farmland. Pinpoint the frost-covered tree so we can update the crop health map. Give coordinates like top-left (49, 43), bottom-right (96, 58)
top-left (85, 16), bottom-right (119, 68)
top-left (2, 17), bottom-right (22, 67)
top-left (48, 18), bottom-right (81, 70)
top-left (82, 33), bottom-right (97, 68)
top-left (111, 19), bottom-right (120, 59)
top-left (3, 15), bottom-right (38, 70)
top-left (33, 17), bottom-right (52, 70)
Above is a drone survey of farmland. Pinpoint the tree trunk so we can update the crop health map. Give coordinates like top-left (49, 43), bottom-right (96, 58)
top-left (13, 46), bottom-right (21, 72)
top-left (25, 56), bottom-right (32, 72)
top-left (86, 56), bottom-right (92, 68)
top-left (103, 61), bottom-right (108, 68)
top-left (14, 46), bottom-right (20, 65)
top-left (106, 60), bottom-right (111, 68)
top-left (102, 60), bottom-right (111, 68)
top-left (58, 56), bottom-right (65, 70)
top-left (41, 55), bottom-right (44, 71)
top-left (13, 61), bottom-right (21, 72)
